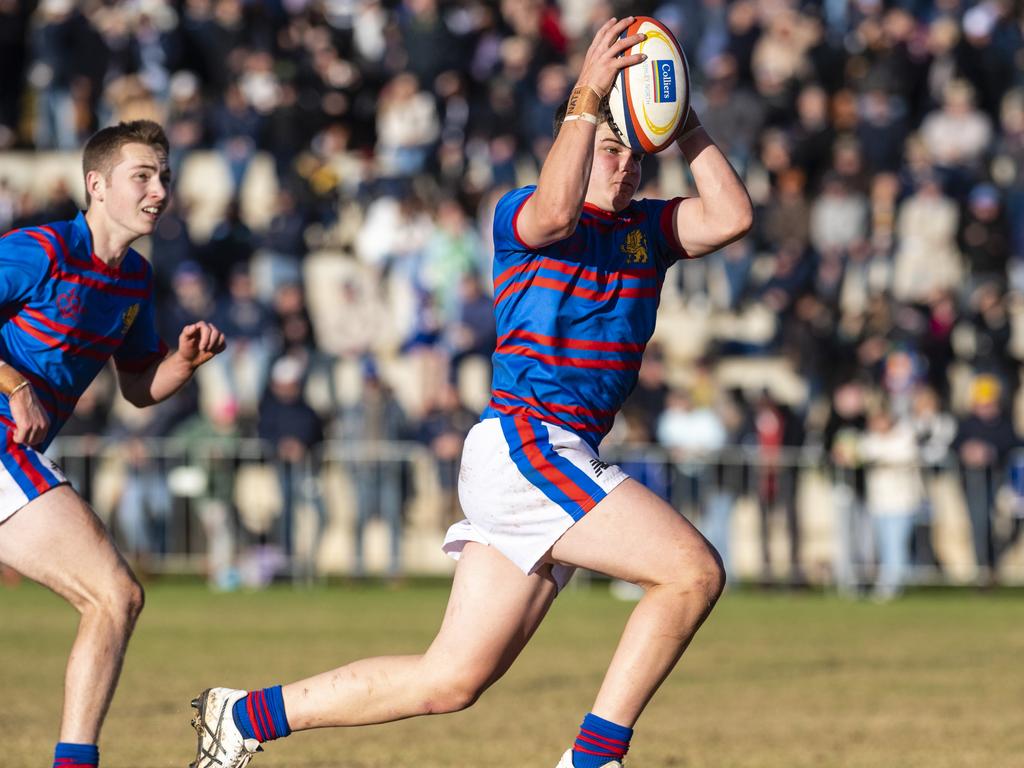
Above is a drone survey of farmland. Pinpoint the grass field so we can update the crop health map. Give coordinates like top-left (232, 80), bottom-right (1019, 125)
top-left (1, 579), bottom-right (1022, 768)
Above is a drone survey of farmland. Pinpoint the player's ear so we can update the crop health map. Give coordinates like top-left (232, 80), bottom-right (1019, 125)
top-left (86, 169), bottom-right (106, 204)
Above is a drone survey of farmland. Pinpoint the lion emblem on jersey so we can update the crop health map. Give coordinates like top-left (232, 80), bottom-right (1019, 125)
top-left (120, 303), bottom-right (140, 335)
top-left (622, 229), bottom-right (649, 264)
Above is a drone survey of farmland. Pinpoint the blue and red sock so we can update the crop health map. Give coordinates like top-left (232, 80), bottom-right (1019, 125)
top-left (53, 743), bottom-right (98, 768)
top-left (231, 686), bottom-right (291, 743)
top-left (572, 713), bottom-right (632, 767)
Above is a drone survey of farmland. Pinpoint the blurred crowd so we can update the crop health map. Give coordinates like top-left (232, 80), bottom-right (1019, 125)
top-left (2, 0), bottom-right (1024, 591)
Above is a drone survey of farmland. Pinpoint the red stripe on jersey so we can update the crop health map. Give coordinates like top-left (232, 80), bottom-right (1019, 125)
top-left (58, 269), bottom-right (149, 298)
top-left (497, 275), bottom-right (657, 305)
top-left (0, 416), bottom-right (50, 491)
top-left (659, 197), bottom-right (689, 257)
top-left (512, 417), bottom-right (598, 508)
top-left (491, 389), bottom-right (616, 419)
top-left (20, 368), bottom-right (77, 406)
top-left (510, 191), bottom-right (534, 249)
top-left (22, 229), bottom-right (61, 280)
top-left (495, 343), bottom-right (641, 370)
top-left (488, 399), bottom-right (603, 433)
top-left (23, 229), bottom-right (150, 298)
top-left (22, 307), bottom-right (121, 348)
top-left (495, 256), bottom-right (657, 293)
top-left (10, 315), bottom-right (110, 361)
top-left (497, 329), bottom-right (645, 354)
top-left (41, 225), bottom-right (148, 279)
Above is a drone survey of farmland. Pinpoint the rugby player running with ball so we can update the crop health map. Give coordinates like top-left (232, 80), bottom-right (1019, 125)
top-left (189, 17), bottom-right (751, 768)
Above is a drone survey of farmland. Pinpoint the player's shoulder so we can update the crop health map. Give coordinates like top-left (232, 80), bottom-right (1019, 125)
top-left (495, 185), bottom-right (537, 213)
top-left (0, 220), bottom-right (71, 265)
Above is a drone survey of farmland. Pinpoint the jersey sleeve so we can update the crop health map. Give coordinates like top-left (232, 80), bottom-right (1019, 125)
top-left (492, 186), bottom-right (537, 256)
top-left (637, 197), bottom-right (689, 269)
top-left (113, 266), bottom-right (169, 372)
top-left (0, 230), bottom-right (51, 307)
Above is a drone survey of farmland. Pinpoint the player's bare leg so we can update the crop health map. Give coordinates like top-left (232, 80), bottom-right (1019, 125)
top-left (550, 478), bottom-right (725, 727)
top-left (282, 540), bottom-right (558, 728)
top-left (0, 485), bottom-right (144, 744)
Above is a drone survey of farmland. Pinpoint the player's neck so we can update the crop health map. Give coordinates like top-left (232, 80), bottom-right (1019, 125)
top-left (84, 206), bottom-right (135, 269)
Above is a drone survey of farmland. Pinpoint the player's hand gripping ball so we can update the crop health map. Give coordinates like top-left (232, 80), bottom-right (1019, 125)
top-left (607, 16), bottom-right (690, 154)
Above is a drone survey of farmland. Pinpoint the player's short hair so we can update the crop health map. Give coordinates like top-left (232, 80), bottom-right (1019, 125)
top-left (82, 120), bottom-right (170, 206)
top-left (552, 95), bottom-right (613, 140)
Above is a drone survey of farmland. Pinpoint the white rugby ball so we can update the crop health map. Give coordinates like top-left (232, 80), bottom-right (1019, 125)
top-left (607, 17), bottom-right (690, 154)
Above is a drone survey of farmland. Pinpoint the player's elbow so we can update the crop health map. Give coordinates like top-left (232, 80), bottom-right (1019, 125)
top-left (733, 197), bottom-right (754, 239)
top-left (119, 382), bottom-right (155, 408)
top-left (531, 205), bottom-right (580, 244)
top-left (722, 195), bottom-right (754, 242)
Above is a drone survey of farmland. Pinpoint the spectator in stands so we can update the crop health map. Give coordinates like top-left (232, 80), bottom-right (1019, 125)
top-left (958, 183), bottom-right (1011, 288)
top-left (919, 79), bottom-right (992, 185)
top-left (172, 398), bottom-right (244, 591)
top-left (824, 379), bottom-right (871, 595)
top-left (418, 382), bottom-right (476, 530)
top-left (859, 402), bottom-right (922, 600)
top-left (258, 355), bottom-right (326, 567)
top-left (158, 260), bottom-right (214, 343)
top-left (259, 188), bottom-right (308, 291)
top-left (201, 198), bottom-right (254, 294)
top-left (891, 172), bottom-right (962, 304)
top-left (445, 273), bottom-right (496, 388)
top-left (339, 360), bottom-right (409, 579)
top-left (149, 198), bottom-right (196, 304)
top-left (953, 374), bottom-right (1020, 583)
top-left (29, 0), bottom-right (83, 150)
top-left (375, 73), bottom-right (439, 179)
top-left (742, 389), bottom-right (806, 585)
top-left (212, 264), bottom-right (276, 416)
top-left (211, 81), bottom-right (261, 194)
top-left (909, 383), bottom-right (956, 573)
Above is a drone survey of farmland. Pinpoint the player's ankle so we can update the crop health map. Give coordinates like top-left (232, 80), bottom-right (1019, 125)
top-left (572, 712), bottom-right (632, 767)
top-left (53, 742), bottom-right (99, 768)
top-left (231, 685), bottom-right (292, 742)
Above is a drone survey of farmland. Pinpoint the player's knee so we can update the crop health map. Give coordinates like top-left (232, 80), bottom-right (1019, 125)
top-left (694, 544), bottom-right (726, 605)
top-left (121, 576), bottom-right (145, 626)
top-left (662, 543), bottom-right (725, 606)
top-left (86, 573), bottom-right (145, 630)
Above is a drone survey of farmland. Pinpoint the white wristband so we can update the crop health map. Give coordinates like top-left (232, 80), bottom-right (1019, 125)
top-left (562, 113), bottom-right (598, 126)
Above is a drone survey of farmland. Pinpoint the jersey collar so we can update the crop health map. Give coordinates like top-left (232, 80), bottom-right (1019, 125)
top-left (582, 201), bottom-right (637, 221)
top-left (71, 210), bottom-right (132, 276)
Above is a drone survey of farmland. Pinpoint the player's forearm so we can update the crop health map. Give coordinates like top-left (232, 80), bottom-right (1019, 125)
top-left (677, 127), bottom-right (753, 250)
top-left (0, 360), bottom-right (30, 397)
top-left (527, 86), bottom-right (602, 241)
top-left (533, 122), bottom-right (597, 233)
top-left (119, 351), bottom-right (196, 407)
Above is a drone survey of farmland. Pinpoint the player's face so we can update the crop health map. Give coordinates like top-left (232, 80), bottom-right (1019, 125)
top-left (101, 142), bottom-right (171, 237)
top-left (589, 123), bottom-right (642, 212)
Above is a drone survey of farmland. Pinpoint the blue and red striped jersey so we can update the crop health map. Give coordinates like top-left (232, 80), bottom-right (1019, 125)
top-left (481, 185), bottom-right (687, 450)
top-left (0, 212), bottom-right (167, 450)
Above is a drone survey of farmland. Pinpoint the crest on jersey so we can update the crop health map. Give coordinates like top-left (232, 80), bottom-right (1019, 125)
top-left (57, 287), bottom-right (82, 319)
top-left (622, 229), bottom-right (649, 264)
top-left (120, 303), bottom-right (140, 335)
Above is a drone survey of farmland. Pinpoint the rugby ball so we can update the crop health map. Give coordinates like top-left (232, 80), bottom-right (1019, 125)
top-left (608, 17), bottom-right (690, 154)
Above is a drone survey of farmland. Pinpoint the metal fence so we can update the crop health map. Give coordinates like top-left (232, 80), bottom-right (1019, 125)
top-left (46, 437), bottom-right (1024, 588)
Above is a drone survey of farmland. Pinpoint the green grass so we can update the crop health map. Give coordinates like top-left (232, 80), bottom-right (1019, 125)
top-left (2, 580), bottom-right (1022, 767)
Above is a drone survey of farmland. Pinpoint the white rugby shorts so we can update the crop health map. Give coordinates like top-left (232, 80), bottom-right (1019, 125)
top-left (0, 435), bottom-right (68, 524)
top-left (443, 416), bottom-right (628, 590)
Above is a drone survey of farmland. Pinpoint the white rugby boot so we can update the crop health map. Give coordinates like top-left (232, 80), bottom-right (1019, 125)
top-left (556, 749), bottom-right (623, 768)
top-left (190, 687), bottom-right (262, 768)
